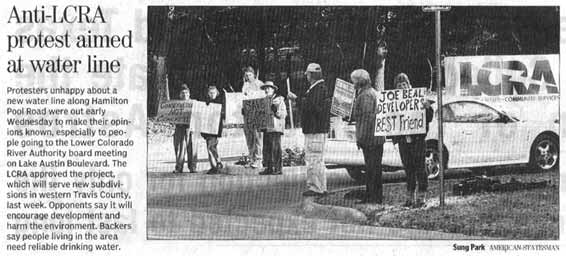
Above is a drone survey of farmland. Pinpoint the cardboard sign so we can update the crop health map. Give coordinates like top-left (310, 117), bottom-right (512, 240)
top-left (374, 88), bottom-right (427, 136)
top-left (330, 78), bottom-right (356, 118)
top-left (190, 101), bottom-right (222, 134)
top-left (444, 55), bottom-right (559, 121)
top-left (225, 93), bottom-right (245, 127)
top-left (155, 100), bottom-right (193, 124)
top-left (242, 97), bottom-right (274, 129)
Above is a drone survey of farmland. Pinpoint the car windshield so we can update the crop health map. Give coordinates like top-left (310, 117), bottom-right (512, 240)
top-left (499, 110), bottom-right (520, 121)
top-left (488, 102), bottom-right (521, 121)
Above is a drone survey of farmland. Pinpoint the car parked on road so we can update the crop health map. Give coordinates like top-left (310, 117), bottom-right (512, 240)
top-left (325, 99), bottom-right (559, 182)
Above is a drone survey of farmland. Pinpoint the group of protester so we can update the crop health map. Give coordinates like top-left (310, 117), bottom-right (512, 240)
top-left (240, 67), bottom-right (290, 175)
top-left (171, 66), bottom-right (290, 176)
top-left (241, 66), bottom-right (289, 175)
top-left (172, 83), bottom-right (225, 174)
top-left (350, 69), bottom-right (433, 207)
top-left (171, 56), bottom-right (433, 207)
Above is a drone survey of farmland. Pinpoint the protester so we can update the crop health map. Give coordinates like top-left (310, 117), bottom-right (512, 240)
top-left (172, 84), bottom-right (198, 174)
top-left (392, 73), bottom-right (434, 207)
top-left (350, 69), bottom-right (386, 203)
top-left (201, 84), bottom-right (226, 175)
top-left (301, 63), bottom-right (330, 197)
top-left (258, 81), bottom-right (287, 175)
top-left (241, 67), bottom-right (264, 168)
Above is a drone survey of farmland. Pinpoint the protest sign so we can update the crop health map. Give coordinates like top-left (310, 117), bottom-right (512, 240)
top-left (190, 101), bottom-right (222, 134)
top-left (444, 55), bottom-right (559, 121)
top-left (374, 88), bottom-right (427, 136)
top-left (225, 92), bottom-right (245, 127)
top-left (330, 78), bottom-right (355, 118)
top-left (155, 100), bottom-right (193, 124)
top-left (242, 97), bottom-right (274, 130)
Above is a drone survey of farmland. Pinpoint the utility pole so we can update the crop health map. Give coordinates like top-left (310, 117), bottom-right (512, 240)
top-left (423, 6), bottom-right (450, 207)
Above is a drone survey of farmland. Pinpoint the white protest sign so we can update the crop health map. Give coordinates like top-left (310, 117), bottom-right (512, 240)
top-left (155, 100), bottom-right (193, 124)
top-left (190, 101), bottom-right (222, 134)
top-left (374, 88), bottom-right (427, 136)
top-left (330, 78), bottom-right (355, 118)
top-left (225, 93), bottom-right (244, 127)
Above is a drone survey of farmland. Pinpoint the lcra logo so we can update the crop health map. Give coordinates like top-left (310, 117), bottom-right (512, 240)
top-left (455, 56), bottom-right (558, 96)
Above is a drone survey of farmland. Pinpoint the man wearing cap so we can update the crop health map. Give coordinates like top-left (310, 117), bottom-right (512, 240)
top-left (301, 63), bottom-right (331, 197)
top-left (258, 81), bottom-right (287, 175)
top-left (173, 84), bottom-right (198, 173)
top-left (201, 84), bottom-right (226, 174)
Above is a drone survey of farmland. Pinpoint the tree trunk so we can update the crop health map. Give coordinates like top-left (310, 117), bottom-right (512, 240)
top-left (156, 56), bottom-right (170, 102)
top-left (148, 7), bottom-right (173, 117)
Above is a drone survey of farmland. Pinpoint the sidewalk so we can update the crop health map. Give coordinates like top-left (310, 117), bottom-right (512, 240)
top-left (148, 128), bottom-right (304, 172)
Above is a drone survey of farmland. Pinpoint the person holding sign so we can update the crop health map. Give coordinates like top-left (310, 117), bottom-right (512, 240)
top-left (201, 84), bottom-right (226, 175)
top-left (392, 73), bottom-right (434, 208)
top-left (258, 81), bottom-right (287, 175)
top-left (351, 69), bottom-right (385, 204)
top-left (241, 67), bottom-right (265, 169)
top-left (301, 63), bottom-right (331, 197)
top-left (172, 84), bottom-right (198, 173)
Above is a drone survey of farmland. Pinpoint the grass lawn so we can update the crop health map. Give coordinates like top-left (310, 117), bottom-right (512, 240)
top-left (316, 168), bottom-right (559, 239)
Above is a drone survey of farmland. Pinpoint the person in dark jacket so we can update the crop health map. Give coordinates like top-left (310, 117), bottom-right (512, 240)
top-left (258, 81), bottom-right (287, 175)
top-left (172, 84), bottom-right (198, 173)
top-left (301, 63), bottom-right (331, 197)
top-left (392, 73), bottom-right (434, 207)
top-left (351, 69), bottom-right (386, 204)
top-left (201, 84), bottom-right (226, 174)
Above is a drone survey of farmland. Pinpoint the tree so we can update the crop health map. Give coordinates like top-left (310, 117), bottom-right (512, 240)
top-left (147, 6), bottom-right (559, 117)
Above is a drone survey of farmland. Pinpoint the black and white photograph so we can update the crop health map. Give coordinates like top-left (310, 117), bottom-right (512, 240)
top-left (146, 6), bottom-right (559, 240)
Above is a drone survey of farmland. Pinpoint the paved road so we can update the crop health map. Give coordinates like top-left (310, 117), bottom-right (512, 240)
top-left (148, 167), bottom-right (357, 215)
top-left (147, 164), bottom-right (477, 239)
top-left (147, 132), bottom-right (477, 239)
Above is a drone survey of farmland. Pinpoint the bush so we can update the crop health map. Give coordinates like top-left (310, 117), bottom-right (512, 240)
top-left (282, 146), bottom-right (305, 166)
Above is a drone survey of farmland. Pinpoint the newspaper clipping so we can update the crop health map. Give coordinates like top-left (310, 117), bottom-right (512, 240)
top-left (0, 1), bottom-right (564, 256)
top-left (1, 1), bottom-right (145, 255)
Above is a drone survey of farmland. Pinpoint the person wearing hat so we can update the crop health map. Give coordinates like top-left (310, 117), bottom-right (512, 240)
top-left (241, 67), bottom-right (265, 168)
top-left (258, 81), bottom-right (287, 175)
top-left (301, 63), bottom-right (331, 196)
top-left (172, 84), bottom-right (198, 173)
top-left (201, 84), bottom-right (226, 174)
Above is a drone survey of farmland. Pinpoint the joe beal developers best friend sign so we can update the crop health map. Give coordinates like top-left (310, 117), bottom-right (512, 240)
top-left (374, 88), bottom-right (427, 136)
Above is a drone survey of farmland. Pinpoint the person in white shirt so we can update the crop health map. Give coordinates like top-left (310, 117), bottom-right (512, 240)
top-left (241, 67), bottom-right (265, 168)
